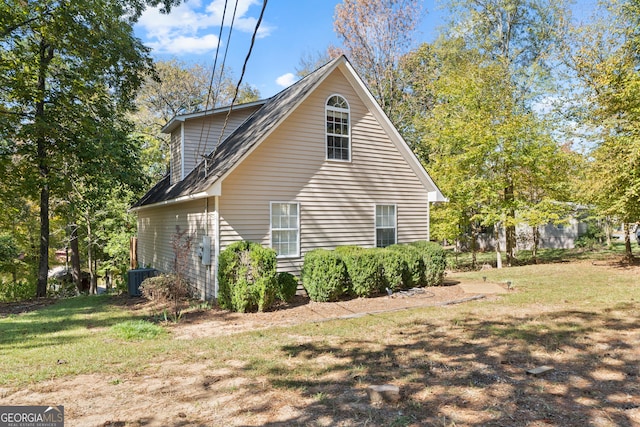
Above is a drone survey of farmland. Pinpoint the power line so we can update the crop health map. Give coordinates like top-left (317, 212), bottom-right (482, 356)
top-left (193, 0), bottom-right (230, 169)
top-left (211, 0), bottom-right (268, 163)
top-left (199, 0), bottom-right (240, 161)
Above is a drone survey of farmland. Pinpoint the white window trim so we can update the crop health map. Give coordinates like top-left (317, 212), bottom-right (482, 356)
top-left (270, 201), bottom-right (301, 259)
top-left (374, 204), bottom-right (398, 248)
top-left (325, 94), bottom-right (351, 162)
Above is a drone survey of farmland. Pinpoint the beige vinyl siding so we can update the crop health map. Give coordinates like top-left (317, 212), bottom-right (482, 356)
top-left (182, 107), bottom-right (261, 180)
top-left (170, 128), bottom-right (182, 185)
top-left (136, 198), bottom-right (215, 299)
top-left (219, 68), bottom-right (429, 275)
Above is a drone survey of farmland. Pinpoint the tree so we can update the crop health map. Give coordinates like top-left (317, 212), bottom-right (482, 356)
top-left (132, 59), bottom-right (260, 182)
top-left (0, 0), bottom-right (181, 297)
top-left (565, 0), bottom-right (640, 261)
top-left (295, 50), bottom-right (334, 78)
top-left (430, 0), bottom-right (572, 265)
top-left (406, 38), bottom-right (575, 267)
top-left (333, 0), bottom-right (423, 124)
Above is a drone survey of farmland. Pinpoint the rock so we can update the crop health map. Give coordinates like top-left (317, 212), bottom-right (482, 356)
top-left (366, 384), bottom-right (401, 404)
top-left (526, 365), bottom-right (554, 376)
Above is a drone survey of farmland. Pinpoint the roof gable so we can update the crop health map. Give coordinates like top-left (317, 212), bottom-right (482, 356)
top-left (132, 56), bottom-right (445, 210)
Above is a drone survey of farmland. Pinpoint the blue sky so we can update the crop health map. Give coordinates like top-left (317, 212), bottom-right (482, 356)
top-left (134, 0), bottom-right (596, 99)
top-left (134, 0), bottom-right (447, 98)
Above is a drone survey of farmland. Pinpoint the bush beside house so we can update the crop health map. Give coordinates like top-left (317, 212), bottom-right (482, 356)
top-left (217, 241), bottom-right (279, 313)
top-left (300, 249), bottom-right (349, 302)
top-left (303, 241), bottom-right (447, 302)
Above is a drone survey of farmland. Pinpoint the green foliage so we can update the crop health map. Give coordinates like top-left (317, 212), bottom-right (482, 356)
top-left (379, 249), bottom-right (410, 291)
top-left (388, 244), bottom-right (426, 287)
top-left (1, 0), bottom-right (183, 296)
top-left (337, 246), bottom-right (384, 297)
top-left (217, 241), bottom-right (278, 312)
top-left (410, 241), bottom-right (447, 286)
top-left (110, 320), bottom-right (165, 341)
top-left (0, 280), bottom-right (36, 303)
top-left (276, 272), bottom-right (299, 303)
top-left (403, 0), bottom-right (574, 265)
top-left (575, 222), bottom-right (607, 250)
top-left (0, 234), bottom-right (18, 265)
top-left (566, 2), bottom-right (640, 260)
top-left (301, 249), bottom-right (349, 302)
top-left (302, 243), bottom-right (447, 301)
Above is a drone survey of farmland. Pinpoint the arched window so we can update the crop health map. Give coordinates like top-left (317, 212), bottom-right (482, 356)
top-left (326, 95), bottom-right (350, 161)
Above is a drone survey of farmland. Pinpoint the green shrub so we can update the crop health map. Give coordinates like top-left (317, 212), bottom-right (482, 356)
top-left (0, 280), bottom-right (36, 302)
top-left (410, 241), bottom-right (447, 286)
top-left (389, 244), bottom-right (426, 287)
top-left (379, 249), bottom-right (410, 291)
top-left (301, 249), bottom-right (348, 302)
top-left (337, 246), bottom-right (383, 297)
top-left (217, 241), bottom-right (278, 312)
top-left (276, 272), bottom-right (299, 302)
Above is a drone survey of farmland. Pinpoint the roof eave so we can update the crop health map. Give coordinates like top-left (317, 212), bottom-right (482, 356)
top-left (161, 100), bottom-right (268, 134)
top-left (130, 180), bottom-right (222, 213)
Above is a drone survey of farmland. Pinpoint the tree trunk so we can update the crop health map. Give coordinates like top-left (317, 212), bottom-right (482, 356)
top-left (86, 215), bottom-right (97, 295)
top-left (604, 217), bottom-right (612, 247)
top-left (470, 222), bottom-right (478, 269)
top-left (69, 224), bottom-right (82, 293)
top-left (36, 185), bottom-right (49, 297)
top-left (532, 226), bottom-right (540, 264)
top-left (624, 223), bottom-right (634, 263)
top-left (494, 225), bottom-right (503, 269)
top-left (505, 184), bottom-right (516, 266)
top-left (35, 40), bottom-right (54, 298)
top-left (105, 270), bottom-right (111, 292)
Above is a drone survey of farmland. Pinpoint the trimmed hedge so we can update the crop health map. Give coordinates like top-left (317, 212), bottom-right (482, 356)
top-left (410, 240), bottom-right (447, 286)
top-left (301, 249), bottom-right (348, 302)
top-left (218, 241), bottom-right (278, 312)
top-left (337, 246), bottom-right (383, 297)
top-left (276, 271), bottom-right (299, 302)
top-left (302, 242), bottom-right (446, 301)
top-left (388, 244), bottom-right (426, 287)
top-left (379, 249), bottom-right (410, 291)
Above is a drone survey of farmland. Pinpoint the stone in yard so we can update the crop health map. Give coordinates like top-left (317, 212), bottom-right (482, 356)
top-left (526, 365), bottom-right (554, 376)
top-left (366, 384), bottom-right (401, 404)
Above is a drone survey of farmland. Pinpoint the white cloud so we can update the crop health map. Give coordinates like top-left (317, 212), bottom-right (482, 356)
top-left (276, 73), bottom-right (297, 87)
top-left (148, 34), bottom-right (220, 55)
top-left (136, 0), bottom-right (273, 55)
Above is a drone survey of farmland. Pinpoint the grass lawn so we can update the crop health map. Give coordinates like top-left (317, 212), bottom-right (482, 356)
top-left (0, 255), bottom-right (638, 426)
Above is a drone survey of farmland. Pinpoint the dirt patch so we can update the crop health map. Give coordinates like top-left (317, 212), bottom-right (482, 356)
top-left (0, 298), bottom-right (57, 317)
top-left (167, 283), bottom-right (486, 339)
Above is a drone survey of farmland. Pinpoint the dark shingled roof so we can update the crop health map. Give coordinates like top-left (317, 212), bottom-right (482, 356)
top-left (132, 55), bottom-right (344, 209)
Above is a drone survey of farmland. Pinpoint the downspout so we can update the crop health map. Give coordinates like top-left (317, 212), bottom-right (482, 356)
top-left (426, 200), bottom-right (431, 241)
top-left (180, 122), bottom-right (185, 180)
top-left (204, 197), bottom-right (209, 300)
top-left (214, 195), bottom-right (220, 300)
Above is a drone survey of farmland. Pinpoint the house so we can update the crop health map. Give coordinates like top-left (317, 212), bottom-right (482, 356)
top-left (131, 56), bottom-right (446, 299)
top-left (475, 205), bottom-right (591, 252)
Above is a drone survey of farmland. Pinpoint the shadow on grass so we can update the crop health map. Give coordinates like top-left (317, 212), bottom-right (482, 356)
top-left (226, 307), bottom-right (639, 426)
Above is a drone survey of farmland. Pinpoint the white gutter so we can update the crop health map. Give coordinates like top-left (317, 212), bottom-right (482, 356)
top-left (428, 191), bottom-right (449, 203)
top-left (129, 180), bottom-right (222, 213)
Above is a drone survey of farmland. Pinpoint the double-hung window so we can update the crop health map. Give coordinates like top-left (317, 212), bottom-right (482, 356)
top-left (375, 204), bottom-right (397, 247)
top-left (326, 95), bottom-right (350, 161)
top-left (271, 202), bottom-right (300, 257)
